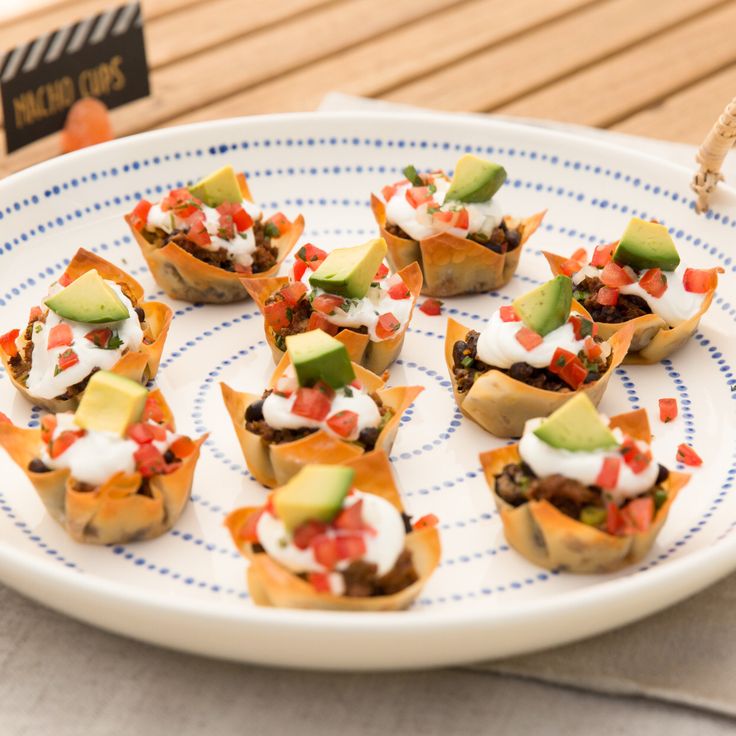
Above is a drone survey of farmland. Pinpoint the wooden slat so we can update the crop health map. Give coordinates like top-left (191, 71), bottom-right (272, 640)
top-left (496, 2), bottom-right (736, 129)
top-left (612, 63), bottom-right (736, 144)
top-left (165, 0), bottom-right (597, 126)
top-left (380, 0), bottom-right (727, 111)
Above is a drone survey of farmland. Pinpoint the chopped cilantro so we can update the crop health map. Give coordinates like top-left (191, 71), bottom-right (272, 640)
top-left (343, 386), bottom-right (353, 398)
top-left (402, 165), bottom-right (423, 186)
top-left (106, 334), bottom-right (124, 350)
top-left (461, 355), bottom-right (474, 368)
top-left (264, 222), bottom-right (281, 239)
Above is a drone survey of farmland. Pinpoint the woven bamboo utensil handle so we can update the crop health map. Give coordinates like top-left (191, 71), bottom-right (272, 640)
top-left (691, 97), bottom-right (736, 213)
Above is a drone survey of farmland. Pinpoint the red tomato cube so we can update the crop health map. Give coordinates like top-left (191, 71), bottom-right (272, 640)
top-left (596, 456), bottom-right (621, 490)
top-left (499, 305), bottom-right (520, 322)
top-left (658, 398), bottom-right (677, 423)
top-left (375, 313), bottom-right (401, 339)
top-left (596, 286), bottom-right (619, 306)
top-left (264, 300), bottom-right (291, 330)
top-left (419, 298), bottom-right (443, 316)
top-left (293, 519), bottom-right (329, 550)
top-left (639, 268), bottom-right (668, 298)
top-left (683, 268), bottom-right (719, 294)
top-left (279, 282), bottom-right (307, 307)
top-left (676, 443), bottom-right (702, 467)
top-left (129, 199), bottom-right (152, 231)
top-left (590, 242), bottom-right (616, 268)
top-left (312, 294), bottom-right (345, 315)
top-left (0, 329), bottom-right (20, 358)
top-left (515, 326), bottom-right (543, 351)
top-left (307, 312), bottom-right (339, 335)
top-left (292, 387), bottom-right (332, 422)
top-left (326, 410), bottom-right (358, 438)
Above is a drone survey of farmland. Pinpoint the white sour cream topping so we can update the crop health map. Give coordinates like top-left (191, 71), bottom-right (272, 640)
top-left (262, 384), bottom-right (381, 441)
top-left (382, 174), bottom-right (503, 241)
top-left (475, 308), bottom-right (610, 369)
top-left (519, 418), bottom-right (659, 505)
top-left (26, 281), bottom-right (143, 401)
top-left (146, 198), bottom-right (262, 268)
top-left (40, 413), bottom-right (177, 486)
top-left (256, 490), bottom-right (406, 582)
top-left (573, 264), bottom-right (706, 327)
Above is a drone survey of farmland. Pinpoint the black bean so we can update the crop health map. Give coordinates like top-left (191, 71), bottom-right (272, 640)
top-left (135, 307), bottom-right (146, 322)
top-left (164, 449), bottom-right (176, 463)
top-left (28, 458), bottom-right (50, 473)
top-left (358, 427), bottom-right (380, 451)
top-left (245, 400), bottom-right (264, 423)
top-left (505, 229), bottom-right (521, 249)
top-left (509, 362), bottom-right (534, 381)
top-left (400, 512), bottom-right (413, 534)
top-left (452, 340), bottom-right (467, 367)
top-left (656, 464), bottom-right (670, 485)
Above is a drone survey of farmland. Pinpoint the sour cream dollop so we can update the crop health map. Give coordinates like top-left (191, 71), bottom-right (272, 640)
top-left (382, 174), bottom-right (503, 242)
top-left (26, 281), bottom-right (143, 401)
top-left (519, 417), bottom-right (659, 505)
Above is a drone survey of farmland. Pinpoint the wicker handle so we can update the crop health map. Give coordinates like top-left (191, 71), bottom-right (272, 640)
top-left (691, 96), bottom-right (736, 213)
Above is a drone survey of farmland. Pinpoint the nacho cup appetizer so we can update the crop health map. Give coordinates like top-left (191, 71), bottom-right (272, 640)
top-left (370, 155), bottom-right (545, 296)
top-left (242, 238), bottom-right (423, 374)
top-left (125, 165), bottom-right (304, 303)
top-left (225, 450), bottom-right (441, 610)
top-left (0, 371), bottom-right (205, 544)
top-left (221, 329), bottom-right (422, 488)
top-left (445, 275), bottom-right (634, 437)
top-left (544, 217), bottom-right (721, 364)
top-left (480, 394), bottom-right (689, 573)
top-left (0, 248), bottom-right (172, 413)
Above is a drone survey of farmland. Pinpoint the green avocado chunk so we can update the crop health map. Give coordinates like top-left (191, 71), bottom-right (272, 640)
top-left (511, 275), bottom-right (572, 336)
top-left (45, 269), bottom-right (130, 324)
top-left (188, 165), bottom-right (243, 207)
top-left (273, 464), bottom-right (354, 533)
top-left (286, 329), bottom-right (356, 389)
top-left (613, 217), bottom-right (680, 271)
top-left (309, 238), bottom-right (387, 298)
top-left (533, 393), bottom-right (619, 452)
top-left (444, 154), bottom-right (507, 204)
top-left (74, 370), bottom-right (148, 436)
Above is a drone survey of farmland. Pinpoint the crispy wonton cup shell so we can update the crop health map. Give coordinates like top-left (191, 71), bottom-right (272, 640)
top-left (371, 194), bottom-right (545, 297)
top-left (125, 210), bottom-right (305, 304)
top-left (0, 390), bottom-right (206, 544)
top-left (479, 409), bottom-right (689, 573)
top-left (220, 357), bottom-right (422, 488)
top-left (0, 248), bottom-right (172, 413)
top-left (444, 313), bottom-right (634, 438)
top-left (543, 250), bottom-right (720, 364)
top-left (224, 449), bottom-right (441, 610)
top-left (241, 261), bottom-right (423, 373)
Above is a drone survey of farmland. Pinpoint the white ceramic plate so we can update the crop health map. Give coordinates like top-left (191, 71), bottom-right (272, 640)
top-left (0, 112), bottom-right (734, 670)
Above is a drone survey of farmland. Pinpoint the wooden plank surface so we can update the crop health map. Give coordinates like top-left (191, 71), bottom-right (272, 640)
top-left (0, 0), bottom-right (734, 177)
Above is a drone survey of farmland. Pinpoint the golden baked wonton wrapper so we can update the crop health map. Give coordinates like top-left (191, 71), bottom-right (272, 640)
top-left (241, 261), bottom-right (423, 374)
top-left (224, 449), bottom-right (441, 611)
top-left (370, 193), bottom-right (545, 297)
top-left (125, 175), bottom-right (304, 303)
top-left (544, 250), bottom-right (720, 364)
top-left (479, 409), bottom-right (690, 573)
top-left (0, 390), bottom-right (206, 544)
top-left (444, 310), bottom-right (635, 438)
top-left (0, 248), bottom-right (172, 413)
top-left (220, 356), bottom-right (423, 488)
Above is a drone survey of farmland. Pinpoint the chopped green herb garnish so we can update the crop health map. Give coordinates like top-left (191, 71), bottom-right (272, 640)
top-left (264, 222), bottom-right (281, 239)
top-left (428, 183), bottom-right (437, 194)
top-left (106, 334), bottom-right (124, 350)
top-left (402, 164), bottom-right (423, 187)
top-left (343, 386), bottom-right (354, 398)
top-left (579, 506), bottom-right (607, 527)
top-left (654, 489), bottom-right (668, 510)
top-left (461, 355), bottom-right (474, 368)
top-left (573, 290), bottom-right (587, 301)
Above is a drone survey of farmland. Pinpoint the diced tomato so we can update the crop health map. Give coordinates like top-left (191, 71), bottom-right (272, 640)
top-left (312, 293), bottom-right (344, 315)
top-left (293, 519), bottom-right (329, 550)
top-left (676, 443), bottom-right (703, 467)
top-left (431, 209), bottom-right (454, 224)
top-left (266, 212), bottom-right (291, 236)
top-left (216, 214), bottom-right (235, 240)
top-left (548, 347), bottom-right (588, 389)
top-left (187, 220), bottom-right (211, 247)
top-left (127, 422), bottom-right (167, 444)
top-left (405, 186), bottom-right (434, 208)
top-left (308, 572), bottom-right (331, 593)
top-left (50, 429), bottom-right (84, 459)
top-left (419, 298), bottom-right (443, 316)
top-left (583, 336), bottom-right (602, 361)
top-left (414, 513), bottom-right (439, 530)
top-left (40, 414), bottom-right (57, 444)
top-left (591, 242), bottom-right (616, 268)
top-left (0, 412), bottom-right (10, 425)
top-left (326, 410), bottom-right (358, 438)
top-left (134, 443), bottom-right (167, 478)
top-left (568, 315), bottom-right (598, 340)
top-left (375, 313), bottom-right (401, 339)
top-left (179, 207), bottom-right (205, 228)
top-left (381, 184), bottom-right (397, 202)
top-left (57, 272), bottom-right (72, 287)
top-left (292, 387), bottom-right (332, 422)
top-left (279, 281), bottom-right (307, 307)
top-left (515, 326), bottom-right (543, 351)
top-left (639, 268), bottom-right (667, 298)
top-left (455, 208), bottom-right (469, 229)
top-left (596, 456), bottom-right (621, 490)
top-left (169, 436), bottom-right (195, 458)
top-left (387, 280), bottom-right (410, 299)
top-left (623, 497), bottom-right (655, 533)
top-left (0, 329), bottom-right (20, 358)
top-left (56, 348), bottom-right (79, 372)
top-left (606, 501), bottom-right (624, 536)
top-left (292, 259), bottom-right (307, 282)
top-left (335, 533), bottom-right (367, 562)
top-left (84, 328), bottom-right (112, 348)
top-left (128, 199), bottom-right (152, 231)
top-left (162, 188), bottom-right (200, 218)
top-left (334, 500), bottom-right (365, 531)
top-left (500, 305), bottom-right (521, 322)
top-left (374, 263), bottom-right (389, 280)
top-left (312, 380), bottom-right (336, 401)
top-left (264, 299), bottom-right (291, 330)
top-left (620, 437), bottom-right (652, 474)
top-left (350, 379), bottom-right (362, 389)
top-left (239, 509), bottom-right (263, 543)
top-left (683, 268), bottom-right (719, 294)
top-left (659, 398), bottom-right (677, 423)
top-left (28, 306), bottom-right (43, 322)
top-left (596, 286), bottom-right (619, 306)
top-left (296, 243), bottom-right (327, 270)
top-left (312, 535), bottom-right (339, 569)
top-left (47, 323), bottom-right (73, 349)
top-left (217, 202), bottom-right (253, 232)
top-left (142, 396), bottom-right (165, 424)
top-left (600, 262), bottom-right (634, 288)
top-left (307, 312), bottom-right (339, 335)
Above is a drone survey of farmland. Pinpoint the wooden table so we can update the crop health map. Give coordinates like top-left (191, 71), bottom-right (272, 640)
top-left (1, 0), bottom-right (734, 176)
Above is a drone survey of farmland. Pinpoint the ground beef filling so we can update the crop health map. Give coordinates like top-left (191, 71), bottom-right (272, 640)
top-left (575, 276), bottom-right (652, 323)
top-left (149, 219), bottom-right (278, 274)
top-left (495, 462), bottom-right (670, 523)
top-left (451, 330), bottom-right (609, 394)
top-left (244, 389), bottom-right (389, 451)
top-left (386, 219), bottom-right (521, 254)
top-left (340, 549), bottom-right (419, 597)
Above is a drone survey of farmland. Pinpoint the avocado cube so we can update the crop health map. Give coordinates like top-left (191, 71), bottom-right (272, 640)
top-left (45, 269), bottom-right (130, 324)
top-left (512, 276), bottom-right (572, 336)
top-left (74, 371), bottom-right (148, 436)
top-left (273, 464), bottom-right (354, 533)
top-left (533, 393), bottom-right (618, 452)
top-left (309, 238), bottom-right (388, 298)
top-left (286, 330), bottom-right (356, 389)
top-left (444, 154), bottom-right (507, 204)
top-left (188, 165), bottom-right (243, 208)
top-left (613, 218), bottom-right (680, 271)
